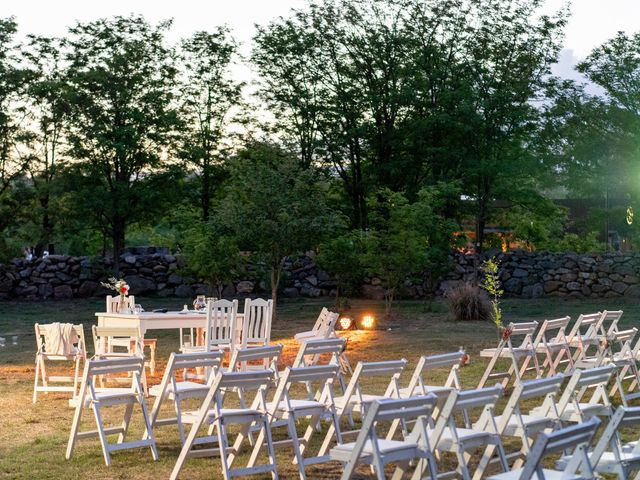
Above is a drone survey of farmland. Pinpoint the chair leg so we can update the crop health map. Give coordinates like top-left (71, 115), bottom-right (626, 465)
top-left (92, 404), bottom-right (112, 467)
top-left (66, 390), bottom-right (86, 460)
top-left (287, 416), bottom-right (307, 480)
top-left (118, 401), bottom-right (134, 444)
top-left (33, 356), bottom-right (41, 404)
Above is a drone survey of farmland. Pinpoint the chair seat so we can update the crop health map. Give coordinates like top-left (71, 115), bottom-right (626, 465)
top-left (490, 414), bottom-right (555, 436)
top-left (535, 342), bottom-right (569, 352)
top-left (294, 331), bottom-right (320, 342)
top-left (181, 407), bottom-right (264, 425)
top-left (488, 468), bottom-right (588, 480)
top-left (399, 385), bottom-right (452, 398)
top-left (334, 394), bottom-right (385, 411)
top-left (480, 347), bottom-right (534, 358)
top-left (330, 438), bottom-right (420, 462)
top-left (568, 336), bottom-right (598, 347)
top-left (69, 388), bottom-right (136, 407)
top-left (148, 381), bottom-right (207, 398)
top-left (267, 399), bottom-right (325, 412)
top-left (532, 403), bottom-right (608, 421)
top-left (430, 427), bottom-right (494, 451)
top-left (557, 451), bottom-right (640, 473)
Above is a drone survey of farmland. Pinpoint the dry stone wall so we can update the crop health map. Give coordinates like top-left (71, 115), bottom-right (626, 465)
top-left (2, 247), bottom-right (640, 300)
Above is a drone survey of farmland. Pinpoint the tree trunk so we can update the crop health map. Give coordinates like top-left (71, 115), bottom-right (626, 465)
top-left (112, 218), bottom-right (126, 263)
top-left (475, 196), bottom-right (487, 255)
top-left (270, 264), bottom-right (281, 323)
top-left (202, 162), bottom-right (211, 221)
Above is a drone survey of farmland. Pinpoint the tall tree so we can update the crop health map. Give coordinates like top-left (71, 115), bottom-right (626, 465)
top-left (218, 142), bottom-right (340, 318)
top-left (22, 35), bottom-right (70, 255)
top-left (177, 28), bottom-right (242, 221)
top-left (64, 15), bottom-right (178, 257)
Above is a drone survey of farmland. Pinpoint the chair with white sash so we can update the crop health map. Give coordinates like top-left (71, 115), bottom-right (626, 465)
top-left (246, 364), bottom-right (343, 480)
top-left (531, 316), bottom-right (574, 376)
top-left (318, 359), bottom-right (407, 457)
top-left (169, 369), bottom-right (278, 480)
top-left (147, 351), bottom-right (224, 444)
top-left (66, 356), bottom-right (158, 466)
top-left (430, 385), bottom-right (509, 480)
top-left (486, 416), bottom-right (601, 480)
top-left (475, 375), bottom-right (564, 472)
top-left (330, 396), bottom-right (440, 480)
top-left (478, 321), bottom-right (540, 389)
top-left (33, 322), bottom-right (86, 403)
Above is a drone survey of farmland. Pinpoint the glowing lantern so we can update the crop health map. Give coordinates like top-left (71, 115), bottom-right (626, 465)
top-left (339, 316), bottom-right (354, 331)
top-left (361, 314), bottom-right (375, 329)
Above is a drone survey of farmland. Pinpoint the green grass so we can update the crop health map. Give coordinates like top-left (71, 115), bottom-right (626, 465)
top-left (0, 296), bottom-right (636, 478)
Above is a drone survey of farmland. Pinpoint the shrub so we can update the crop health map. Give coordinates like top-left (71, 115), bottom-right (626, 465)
top-left (445, 283), bottom-right (491, 321)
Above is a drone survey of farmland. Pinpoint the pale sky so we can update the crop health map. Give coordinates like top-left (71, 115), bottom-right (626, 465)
top-left (5, 0), bottom-right (640, 83)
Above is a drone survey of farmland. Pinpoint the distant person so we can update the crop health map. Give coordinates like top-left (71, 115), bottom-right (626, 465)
top-left (24, 247), bottom-right (33, 261)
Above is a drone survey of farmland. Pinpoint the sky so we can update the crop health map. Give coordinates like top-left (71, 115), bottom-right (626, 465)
top-left (5, 0), bottom-right (640, 84)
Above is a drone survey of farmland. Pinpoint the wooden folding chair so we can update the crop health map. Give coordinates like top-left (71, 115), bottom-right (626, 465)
top-left (567, 312), bottom-right (606, 368)
top-left (318, 360), bottom-right (407, 457)
top-left (330, 396), bottom-right (440, 480)
top-left (531, 365), bottom-right (615, 424)
top-left (294, 307), bottom-right (340, 343)
top-left (531, 316), bottom-right (574, 376)
top-left (429, 385), bottom-right (509, 480)
top-left (291, 337), bottom-right (349, 395)
top-left (476, 375), bottom-right (564, 472)
top-left (33, 323), bottom-right (86, 403)
top-left (487, 416), bottom-right (601, 480)
top-left (147, 351), bottom-right (224, 444)
top-left (246, 365), bottom-right (343, 480)
top-left (170, 370), bottom-right (278, 480)
top-left (241, 298), bottom-right (273, 349)
top-left (478, 321), bottom-right (540, 389)
top-left (91, 325), bottom-right (148, 395)
top-left (66, 356), bottom-right (158, 466)
top-left (555, 406), bottom-right (640, 478)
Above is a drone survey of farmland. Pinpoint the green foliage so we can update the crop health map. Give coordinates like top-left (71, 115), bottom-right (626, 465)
top-left (480, 258), bottom-right (504, 330)
top-left (541, 232), bottom-right (604, 254)
top-left (218, 142), bottom-right (342, 315)
top-left (316, 231), bottom-right (364, 301)
top-left (445, 283), bottom-right (491, 322)
top-left (181, 219), bottom-right (242, 297)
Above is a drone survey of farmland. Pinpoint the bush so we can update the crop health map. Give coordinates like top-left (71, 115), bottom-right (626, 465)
top-left (445, 283), bottom-right (491, 321)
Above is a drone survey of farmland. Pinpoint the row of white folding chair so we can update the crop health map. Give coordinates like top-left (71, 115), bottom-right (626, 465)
top-left (478, 310), bottom-right (624, 389)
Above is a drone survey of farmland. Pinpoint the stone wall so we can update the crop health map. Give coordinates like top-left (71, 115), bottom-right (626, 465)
top-left (438, 250), bottom-right (640, 298)
top-left (2, 247), bottom-right (640, 300)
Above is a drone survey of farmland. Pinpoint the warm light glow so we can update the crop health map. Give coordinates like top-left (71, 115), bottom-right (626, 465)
top-left (361, 314), bottom-right (375, 329)
top-left (339, 317), bottom-right (353, 330)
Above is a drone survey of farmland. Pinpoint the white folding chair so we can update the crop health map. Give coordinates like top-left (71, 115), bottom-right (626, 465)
top-left (33, 323), bottom-right (86, 403)
top-left (294, 307), bottom-right (339, 342)
top-left (170, 370), bottom-right (278, 480)
top-left (330, 396), bottom-right (440, 480)
top-left (531, 316), bottom-right (574, 376)
top-left (91, 325), bottom-right (148, 395)
top-left (478, 321), bottom-right (540, 388)
top-left (318, 360), bottom-right (407, 457)
top-left (66, 356), bottom-right (158, 466)
top-left (556, 406), bottom-right (640, 479)
top-left (599, 310), bottom-right (624, 337)
top-left (531, 365), bottom-right (615, 424)
top-left (147, 351), bottom-right (224, 444)
top-left (601, 328), bottom-right (640, 406)
top-left (400, 350), bottom-right (465, 399)
top-left (476, 375), bottom-right (564, 472)
top-left (567, 312), bottom-right (606, 368)
top-left (487, 417), bottom-right (601, 480)
top-left (246, 365), bottom-right (343, 480)
top-left (429, 385), bottom-right (509, 480)
top-left (291, 337), bottom-right (349, 394)
top-left (242, 298), bottom-right (273, 349)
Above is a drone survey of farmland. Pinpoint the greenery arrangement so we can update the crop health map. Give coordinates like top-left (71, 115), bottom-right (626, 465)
top-left (481, 258), bottom-right (504, 330)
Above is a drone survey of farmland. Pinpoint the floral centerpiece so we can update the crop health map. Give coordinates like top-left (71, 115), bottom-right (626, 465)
top-left (101, 277), bottom-right (130, 313)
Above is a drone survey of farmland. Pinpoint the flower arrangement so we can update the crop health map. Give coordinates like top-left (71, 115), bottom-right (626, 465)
top-left (101, 277), bottom-right (130, 296)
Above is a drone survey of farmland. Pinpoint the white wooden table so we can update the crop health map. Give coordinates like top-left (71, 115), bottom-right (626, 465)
top-left (95, 311), bottom-right (245, 340)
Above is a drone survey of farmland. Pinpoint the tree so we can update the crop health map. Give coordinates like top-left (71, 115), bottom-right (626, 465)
top-left (218, 142), bottom-right (341, 318)
top-left (362, 185), bottom-right (457, 317)
top-left (177, 28), bottom-right (242, 221)
top-left (22, 35), bottom-right (70, 255)
top-left (64, 15), bottom-right (179, 257)
top-left (316, 231), bottom-right (364, 305)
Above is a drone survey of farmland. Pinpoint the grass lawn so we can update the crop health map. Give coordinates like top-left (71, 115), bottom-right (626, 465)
top-left (0, 296), bottom-right (637, 479)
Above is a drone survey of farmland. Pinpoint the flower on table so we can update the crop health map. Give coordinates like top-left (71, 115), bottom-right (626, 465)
top-left (101, 277), bottom-right (130, 296)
